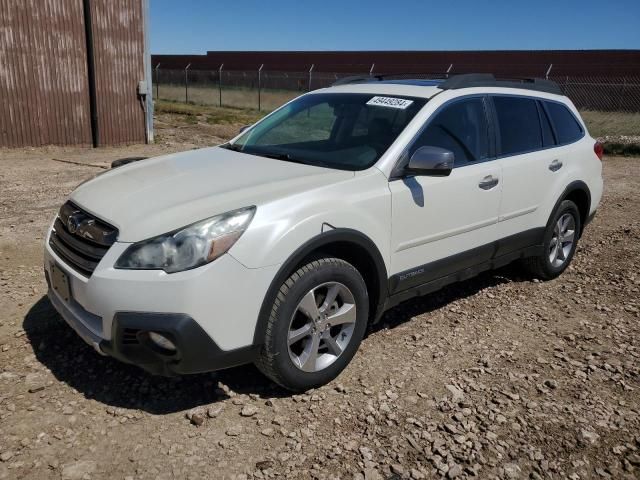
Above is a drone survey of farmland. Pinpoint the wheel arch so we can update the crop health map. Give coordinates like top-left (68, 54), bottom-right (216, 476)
top-left (252, 228), bottom-right (388, 346)
top-left (556, 180), bottom-right (591, 236)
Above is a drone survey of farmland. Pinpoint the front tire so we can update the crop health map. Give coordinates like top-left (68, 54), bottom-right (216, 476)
top-left (523, 199), bottom-right (581, 280)
top-left (255, 257), bottom-right (369, 392)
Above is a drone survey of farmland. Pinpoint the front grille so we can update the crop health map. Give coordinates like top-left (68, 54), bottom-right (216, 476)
top-left (49, 202), bottom-right (118, 277)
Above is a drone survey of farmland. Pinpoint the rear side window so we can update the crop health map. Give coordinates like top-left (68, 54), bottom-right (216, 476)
top-left (411, 97), bottom-right (489, 165)
top-left (545, 101), bottom-right (583, 144)
top-left (493, 96), bottom-right (542, 156)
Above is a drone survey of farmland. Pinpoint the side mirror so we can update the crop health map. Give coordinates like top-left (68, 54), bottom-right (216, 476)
top-left (239, 125), bottom-right (251, 134)
top-left (406, 146), bottom-right (454, 176)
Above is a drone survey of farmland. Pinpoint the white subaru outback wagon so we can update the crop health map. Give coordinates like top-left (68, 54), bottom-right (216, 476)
top-left (44, 74), bottom-right (603, 391)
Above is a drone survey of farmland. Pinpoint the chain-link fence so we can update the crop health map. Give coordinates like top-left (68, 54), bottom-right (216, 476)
top-left (153, 67), bottom-right (640, 139)
top-left (154, 67), bottom-right (369, 111)
top-left (547, 75), bottom-right (640, 140)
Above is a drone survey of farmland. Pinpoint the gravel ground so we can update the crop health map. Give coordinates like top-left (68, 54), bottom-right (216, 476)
top-left (0, 117), bottom-right (639, 480)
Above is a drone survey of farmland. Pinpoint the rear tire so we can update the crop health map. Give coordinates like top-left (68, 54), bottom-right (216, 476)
top-left (523, 199), bottom-right (581, 280)
top-left (255, 257), bottom-right (369, 392)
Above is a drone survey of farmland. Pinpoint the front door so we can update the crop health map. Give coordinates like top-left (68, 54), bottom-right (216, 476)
top-left (389, 96), bottom-right (502, 293)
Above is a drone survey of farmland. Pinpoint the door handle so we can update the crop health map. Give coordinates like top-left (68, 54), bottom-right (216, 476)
top-left (478, 175), bottom-right (499, 190)
top-left (549, 159), bottom-right (563, 172)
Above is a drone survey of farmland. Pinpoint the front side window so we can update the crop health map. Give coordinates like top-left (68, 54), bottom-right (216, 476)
top-left (494, 96), bottom-right (542, 156)
top-left (545, 101), bottom-right (583, 144)
top-left (227, 93), bottom-right (427, 171)
top-left (410, 97), bottom-right (489, 165)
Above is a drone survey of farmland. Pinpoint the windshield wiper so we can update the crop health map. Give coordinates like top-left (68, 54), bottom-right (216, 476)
top-left (258, 152), bottom-right (310, 165)
top-left (221, 144), bottom-right (311, 166)
top-left (261, 152), bottom-right (292, 161)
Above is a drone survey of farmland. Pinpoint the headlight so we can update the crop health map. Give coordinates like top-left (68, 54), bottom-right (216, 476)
top-left (115, 206), bottom-right (255, 273)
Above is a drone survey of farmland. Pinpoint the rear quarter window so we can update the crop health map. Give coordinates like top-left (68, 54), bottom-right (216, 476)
top-left (545, 101), bottom-right (584, 144)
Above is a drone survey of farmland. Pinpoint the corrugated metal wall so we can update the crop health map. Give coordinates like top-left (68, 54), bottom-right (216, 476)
top-left (0, 0), bottom-right (92, 147)
top-left (91, 0), bottom-right (145, 145)
top-left (0, 0), bottom-right (148, 148)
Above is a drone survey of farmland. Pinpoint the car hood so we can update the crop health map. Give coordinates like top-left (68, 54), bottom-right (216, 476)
top-left (70, 146), bottom-right (353, 242)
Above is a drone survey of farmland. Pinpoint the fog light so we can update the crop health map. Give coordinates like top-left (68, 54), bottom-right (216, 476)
top-left (147, 331), bottom-right (177, 353)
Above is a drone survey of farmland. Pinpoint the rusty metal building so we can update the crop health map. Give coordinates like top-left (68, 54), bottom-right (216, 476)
top-left (0, 0), bottom-right (153, 148)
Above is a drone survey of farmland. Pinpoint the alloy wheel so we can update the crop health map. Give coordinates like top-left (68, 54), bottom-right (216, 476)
top-left (287, 282), bottom-right (357, 372)
top-left (549, 212), bottom-right (576, 268)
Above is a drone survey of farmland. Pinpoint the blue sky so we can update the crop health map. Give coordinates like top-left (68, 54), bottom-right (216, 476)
top-left (150, 0), bottom-right (640, 54)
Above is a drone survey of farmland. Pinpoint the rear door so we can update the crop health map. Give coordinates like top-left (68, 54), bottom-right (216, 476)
top-left (389, 96), bottom-right (502, 292)
top-left (492, 95), bottom-right (557, 243)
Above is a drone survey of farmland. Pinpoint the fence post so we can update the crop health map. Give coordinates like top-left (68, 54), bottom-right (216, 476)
top-left (218, 64), bottom-right (224, 107)
top-left (154, 63), bottom-right (160, 99)
top-left (446, 64), bottom-right (453, 79)
top-left (545, 64), bottom-right (553, 80)
top-left (308, 64), bottom-right (314, 92)
top-left (184, 63), bottom-right (191, 103)
top-left (258, 64), bottom-right (264, 111)
top-left (618, 77), bottom-right (627, 111)
top-left (369, 63), bottom-right (375, 77)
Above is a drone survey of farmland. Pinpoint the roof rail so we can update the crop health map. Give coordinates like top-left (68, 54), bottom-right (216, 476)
top-left (332, 75), bottom-right (385, 86)
top-left (331, 73), bottom-right (564, 95)
top-left (439, 73), bottom-right (563, 95)
top-left (332, 73), bottom-right (442, 86)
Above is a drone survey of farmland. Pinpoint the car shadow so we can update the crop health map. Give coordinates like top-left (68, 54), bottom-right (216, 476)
top-left (402, 176), bottom-right (425, 207)
top-left (23, 264), bottom-right (525, 414)
top-left (367, 264), bottom-right (522, 335)
top-left (23, 296), bottom-right (289, 415)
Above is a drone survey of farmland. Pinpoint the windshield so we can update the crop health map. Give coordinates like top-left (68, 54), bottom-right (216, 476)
top-left (224, 93), bottom-right (427, 171)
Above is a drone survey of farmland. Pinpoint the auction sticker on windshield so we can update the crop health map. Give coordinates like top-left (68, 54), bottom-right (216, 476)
top-left (366, 96), bottom-right (414, 109)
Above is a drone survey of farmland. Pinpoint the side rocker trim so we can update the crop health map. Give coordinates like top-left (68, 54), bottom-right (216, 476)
top-left (251, 228), bottom-right (388, 346)
top-left (387, 228), bottom-right (545, 301)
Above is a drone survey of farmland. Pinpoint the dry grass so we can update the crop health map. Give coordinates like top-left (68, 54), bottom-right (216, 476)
top-left (156, 84), bottom-right (300, 112)
top-left (579, 110), bottom-right (640, 138)
top-left (155, 100), bottom-right (265, 126)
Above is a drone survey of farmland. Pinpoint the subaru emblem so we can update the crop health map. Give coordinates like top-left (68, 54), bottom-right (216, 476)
top-left (67, 215), bottom-right (82, 234)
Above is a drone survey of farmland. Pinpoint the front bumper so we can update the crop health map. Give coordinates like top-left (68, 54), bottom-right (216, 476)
top-left (102, 312), bottom-right (259, 375)
top-left (44, 230), bottom-right (279, 375)
top-left (45, 281), bottom-right (258, 374)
